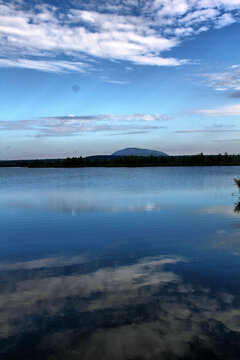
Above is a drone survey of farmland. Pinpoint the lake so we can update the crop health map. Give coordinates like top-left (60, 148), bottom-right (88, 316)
top-left (0, 166), bottom-right (240, 360)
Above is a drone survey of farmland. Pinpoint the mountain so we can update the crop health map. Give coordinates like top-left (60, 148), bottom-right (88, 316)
top-left (111, 148), bottom-right (169, 157)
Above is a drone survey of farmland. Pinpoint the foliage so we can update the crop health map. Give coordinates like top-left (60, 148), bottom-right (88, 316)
top-left (234, 177), bottom-right (240, 190)
top-left (234, 201), bottom-right (240, 214)
top-left (234, 177), bottom-right (240, 214)
top-left (1, 153), bottom-right (240, 168)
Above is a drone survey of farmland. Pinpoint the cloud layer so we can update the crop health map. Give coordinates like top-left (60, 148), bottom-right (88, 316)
top-left (0, 113), bottom-right (169, 136)
top-left (0, 0), bottom-right (240, 71)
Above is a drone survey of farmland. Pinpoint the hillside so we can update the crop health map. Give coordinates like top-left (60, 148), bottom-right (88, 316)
top-left (112, 148), bottom-right (169, 157)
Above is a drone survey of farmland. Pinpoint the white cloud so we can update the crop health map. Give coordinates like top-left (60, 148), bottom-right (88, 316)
top-left (0, 58), bottom-right (88, 73)
top-left (99, 76), bottom-right (129, 84)
top-left (179, 8), bottom-right (220, 26)
top-left (0, 0), bottom-right (239, 72)
top-left (215, 12), bottom-right (236, 28)
top-left (0, 2), bottom-right (183, 70)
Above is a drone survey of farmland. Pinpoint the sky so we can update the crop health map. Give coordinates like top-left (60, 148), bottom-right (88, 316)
top-left (1, 0), bottom-right (240, 159)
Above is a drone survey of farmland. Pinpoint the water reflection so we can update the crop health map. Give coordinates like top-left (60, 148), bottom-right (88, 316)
top-left (234, 177), bottom-right (240, 214)
top-left (0, 254), bottom-right (240, 359)
top-left (235, 202), bottom-right (240, 214)
top-left (234, 197), bottom-right (240, 215)
top-left (197, 205), bottom-right (236, 216)
top-left (0, 189), bottom-right (238, 216)
top-left (212, 228), bottom-right (240, 256)
top-left (0, 167), bottom-right (239, 216)
top-left (0, 190), bottom-right (165, 214)
top-left (1, 168), bottom-right (240, 359)
top-left (204, 179), bottom-right (240, 255)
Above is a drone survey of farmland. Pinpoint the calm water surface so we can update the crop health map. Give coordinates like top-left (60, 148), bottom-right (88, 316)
top-left (0, 167), bottom-right (240, 359)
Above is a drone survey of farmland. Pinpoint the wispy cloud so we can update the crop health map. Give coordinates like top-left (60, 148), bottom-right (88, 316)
top-left (0, 113), bottom-right (169, 136)
top-left (0, 2), bottom-right (183, 71)
top-left (172, 122), bottom-right (239, 134)
top-left (214, 138), bottom-right (240, 142)
top-left (0, 58), bottom-right (89, 73)
top-left (194, 104), bottom-right (240, 116)
top-left (206, 123), bottom-right (236, 129)
top-left (173, 129), bottom-right (239, 133)
top-left (0, 0), bottom-right (240, 72)
top-left (109, 129), bottom-right (166, 136)
top-left (41, 114), bottom-right (171, 122)
top-left (35, 125), bottom-right (163, 137)
top-left (201, 66), bottom-right (240, 91)
top-left (228, 91), bottom-right (240, 98)
top-left (99, 76), bottom-right (129, 84)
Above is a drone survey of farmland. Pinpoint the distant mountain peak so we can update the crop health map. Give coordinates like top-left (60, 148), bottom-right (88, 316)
top-left (111, 148), bottom-right (169, 157)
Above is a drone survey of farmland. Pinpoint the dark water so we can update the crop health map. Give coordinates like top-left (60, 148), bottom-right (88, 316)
top-left (0, 167), bottom-right (240, 360)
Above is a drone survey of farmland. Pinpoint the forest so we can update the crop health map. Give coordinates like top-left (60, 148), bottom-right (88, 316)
top-left (1, 153), bottom-right (240, 168)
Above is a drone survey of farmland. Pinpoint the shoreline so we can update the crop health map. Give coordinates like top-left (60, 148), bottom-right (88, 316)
top-left (1, 154), bottom-right (240, 168)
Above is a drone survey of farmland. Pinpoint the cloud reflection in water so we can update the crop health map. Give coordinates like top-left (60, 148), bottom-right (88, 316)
top-left (0, 190), bottom-right (166, 214)
top-left (0, 254), bottom-right (240, 359)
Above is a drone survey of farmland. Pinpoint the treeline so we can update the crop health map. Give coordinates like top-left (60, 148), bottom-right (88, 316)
top-left (1, 153), bottom-right (240, 167)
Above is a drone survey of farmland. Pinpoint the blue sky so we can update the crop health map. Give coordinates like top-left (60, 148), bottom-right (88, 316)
top-left (1, 0), bottom-right (240, 159)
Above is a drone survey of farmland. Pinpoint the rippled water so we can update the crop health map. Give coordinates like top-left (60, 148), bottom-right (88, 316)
top-left (0, 166), bottom-right (240, 360)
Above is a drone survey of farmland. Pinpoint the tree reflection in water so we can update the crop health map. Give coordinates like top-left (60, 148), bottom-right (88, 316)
top-left (234, 177), bottom-right (240, 214)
